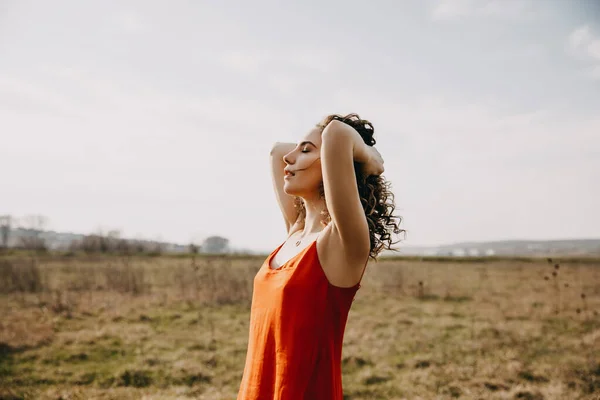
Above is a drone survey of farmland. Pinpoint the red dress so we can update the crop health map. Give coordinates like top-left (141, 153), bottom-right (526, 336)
top-left (237, 239), bottom-right (365, 399)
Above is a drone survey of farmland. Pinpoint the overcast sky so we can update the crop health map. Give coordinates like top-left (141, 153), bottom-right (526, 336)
top-left (1, 0), bottom-right (599, 251)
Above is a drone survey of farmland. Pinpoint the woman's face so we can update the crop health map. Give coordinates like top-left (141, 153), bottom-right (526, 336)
top-left (282, 127), bottom-right (323, 198)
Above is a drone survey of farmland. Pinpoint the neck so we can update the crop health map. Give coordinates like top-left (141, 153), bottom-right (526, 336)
top-left (299, 193), bottom-right (327, 236)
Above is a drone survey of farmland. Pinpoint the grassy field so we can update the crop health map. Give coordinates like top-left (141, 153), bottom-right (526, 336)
top-left (0, 252), bottom-right (599, 399)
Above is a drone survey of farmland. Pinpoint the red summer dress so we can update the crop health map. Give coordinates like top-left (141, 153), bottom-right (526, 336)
top-left (237, 238), bottom-right (366, 399)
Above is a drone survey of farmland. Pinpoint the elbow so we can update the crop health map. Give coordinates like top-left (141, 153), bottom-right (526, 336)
top-left (271, 142), bottom-right (296, 156)
top-left (270, 142), bottom-right (281, 155)
top-left (270, 142), bottom-right (288, 157)
top-left (322, 121), bottom-right (353, 150)
top-left (322, 120), bottom-right (352, 142)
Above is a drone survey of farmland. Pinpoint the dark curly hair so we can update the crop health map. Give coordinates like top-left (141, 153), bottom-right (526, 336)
top-left (293, 113), bottom-right (405, 260)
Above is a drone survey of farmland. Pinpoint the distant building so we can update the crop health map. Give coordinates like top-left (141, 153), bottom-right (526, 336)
top-left (467, 248), bottom-right (479, 256)
top-left (451, 248), bottom-right (466, 257)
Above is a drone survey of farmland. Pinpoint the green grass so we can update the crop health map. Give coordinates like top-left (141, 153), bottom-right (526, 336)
top-left (0, 254), bottom-right (599, 399)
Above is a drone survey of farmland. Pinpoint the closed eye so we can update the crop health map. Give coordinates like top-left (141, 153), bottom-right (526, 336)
top-left (298, 141), bottom-right (316, 152)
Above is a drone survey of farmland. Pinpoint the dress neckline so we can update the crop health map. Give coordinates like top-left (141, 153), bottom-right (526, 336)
top-left (267, 239), bottom-right (318, 271)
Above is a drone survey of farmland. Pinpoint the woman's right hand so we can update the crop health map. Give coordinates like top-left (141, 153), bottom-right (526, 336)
top-left (361, 146), bottom-right (385, 177)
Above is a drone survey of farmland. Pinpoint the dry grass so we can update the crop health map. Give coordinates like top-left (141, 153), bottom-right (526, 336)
top-left (0, 253), bottom-right (599, 399)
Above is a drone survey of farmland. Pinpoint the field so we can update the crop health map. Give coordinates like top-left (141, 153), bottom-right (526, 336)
top-left (1, 252), bottom-right (599, 400)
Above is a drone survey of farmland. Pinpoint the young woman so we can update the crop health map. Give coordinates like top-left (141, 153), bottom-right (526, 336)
top-left (237, 113), bottom-right (403, 399)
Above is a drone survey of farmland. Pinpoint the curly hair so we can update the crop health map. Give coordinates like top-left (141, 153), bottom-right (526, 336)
top-left (293, 113), bottom-right (405, 260)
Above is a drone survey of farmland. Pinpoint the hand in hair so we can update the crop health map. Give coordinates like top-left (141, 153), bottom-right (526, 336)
top-left (361, 146), bottom-right (384, 177)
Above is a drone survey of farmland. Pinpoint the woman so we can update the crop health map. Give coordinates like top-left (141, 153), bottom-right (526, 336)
top-left (237, 113), bottom-right (403, 399)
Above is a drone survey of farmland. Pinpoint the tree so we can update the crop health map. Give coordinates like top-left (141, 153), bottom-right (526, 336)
top-left (202, 236), bottom-right (230, 254)
top-left (188, 243), bottom-right (200, 254)
top-left (0, 215), bottom-right (11, 248)
top-left (17, 214), bottom-right (48, 251)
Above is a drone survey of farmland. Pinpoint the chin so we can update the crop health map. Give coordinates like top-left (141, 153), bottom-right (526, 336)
top-left (283, 185), bottom-right (298, 196)
top-left (284, 184), bottom-right (317, 199)
top-left (283, 182), bottom-right (306, 197)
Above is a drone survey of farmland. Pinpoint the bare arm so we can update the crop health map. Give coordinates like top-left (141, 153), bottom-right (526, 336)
top-left (321, 120), bottom-right (381, 261)
top-left (270, 142), bottom-right (299, 233)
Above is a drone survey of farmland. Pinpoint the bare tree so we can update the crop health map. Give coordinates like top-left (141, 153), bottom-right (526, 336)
top-left (189, 233), bottom-right (204, 254)
top-left (188, 243), bottom-right (200, 254)
top-left (0, 215), bottom-right (11, 249)
top-left (18, 214), bottom-right (48, 251)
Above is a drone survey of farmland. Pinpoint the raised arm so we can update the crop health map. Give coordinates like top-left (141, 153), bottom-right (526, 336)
top-left (321, 120), bottom-right (383, 261)
top-left (270, 142), bottom-right (299, 233)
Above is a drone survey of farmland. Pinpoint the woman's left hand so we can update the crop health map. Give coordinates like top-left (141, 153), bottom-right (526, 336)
top-left (361, 145), bottom-right (384, 177)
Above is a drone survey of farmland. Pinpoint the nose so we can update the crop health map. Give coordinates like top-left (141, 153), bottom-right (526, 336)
top-left (283, 150), bottom-right (294, 165)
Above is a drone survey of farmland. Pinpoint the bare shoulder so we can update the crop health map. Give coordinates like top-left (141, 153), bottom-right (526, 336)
top-left (316, 224), bottom-right (369, 288)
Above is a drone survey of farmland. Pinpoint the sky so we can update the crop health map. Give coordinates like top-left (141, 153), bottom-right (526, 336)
top-left (1, 0), bottom-right (599, 252)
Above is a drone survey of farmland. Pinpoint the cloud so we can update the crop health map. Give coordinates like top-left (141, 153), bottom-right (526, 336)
top-left (590, 65), bottom-right (600, 80)
top-left (328, 90), bottom-right (600, 245)
top-left (0, 66), bottom-right (294, 246)
top-left (286, 49), bottom-right (340, 74)
top-left (431, 0), bottom-right (537, 21)
top-left (431, 0), bottom-right (474, 20)
top-left (2, 66), bottom-right (294, 144)
top-left (218, 48), bottom-right (340, 75)
top-left (267, 74), bottom-right (301, 97)
top-left (219, 51), bottom-right (269, 75)
top-left (112, 11), bottom-right (147, 33)
top-left (0, 74), bottom-right (87, 117)
top-left (569, 25), bottom-right (594, 50)
top-left (216, 48), bottom-right (340, 96)
top-left (330, 90), bottom-right (599, 171)
top-left (567, 25), bottom-right (600, 80)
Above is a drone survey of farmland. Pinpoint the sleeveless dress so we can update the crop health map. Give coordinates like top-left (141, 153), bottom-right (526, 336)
top-left (237, 237), bottom-right (366, 400)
